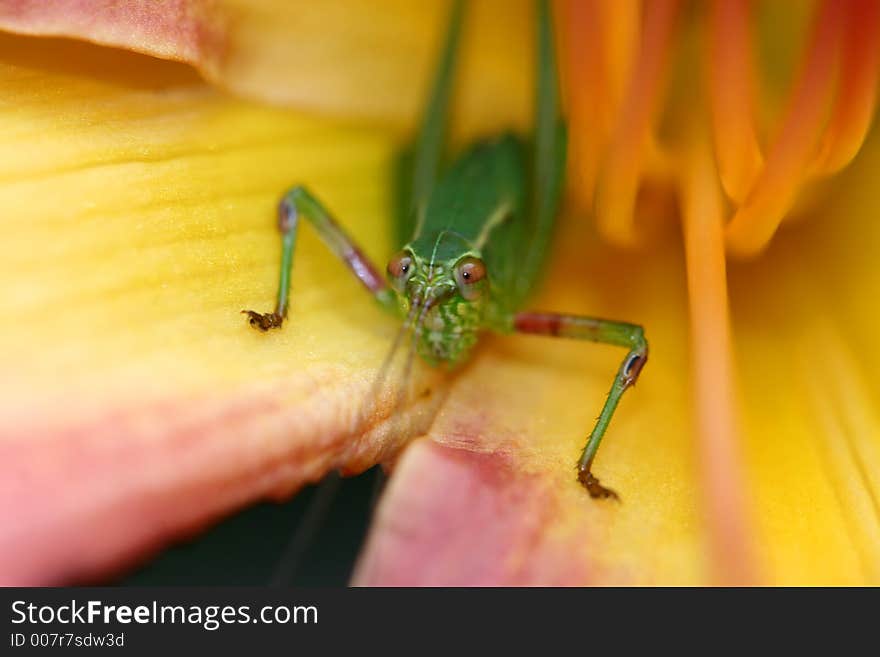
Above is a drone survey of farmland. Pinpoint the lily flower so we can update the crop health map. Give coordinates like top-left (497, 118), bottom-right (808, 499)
top-left (0, 0), bottom-right (877, 585)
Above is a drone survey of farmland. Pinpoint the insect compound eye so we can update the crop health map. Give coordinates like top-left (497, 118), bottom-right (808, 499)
top-left (456, 257), bottom-right (486, 284)
top-left (454, 256), bottom-right (487, 300)
top-left (387, 250), bottom-right (414, 290)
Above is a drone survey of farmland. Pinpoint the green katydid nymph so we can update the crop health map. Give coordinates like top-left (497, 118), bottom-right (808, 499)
top-left (242, 0), bottom-right (648, 500)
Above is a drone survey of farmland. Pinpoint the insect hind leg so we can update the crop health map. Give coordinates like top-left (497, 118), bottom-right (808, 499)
top-left (512, 311), bottom-right (648, 500)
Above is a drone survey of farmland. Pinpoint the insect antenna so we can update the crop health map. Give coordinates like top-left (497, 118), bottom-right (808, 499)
top-left (391, 298), bottom-right (431, 415)
top-left (353, 298), bottom-right (422, 433)
top-left (268, 471), bottom-right (341, 586)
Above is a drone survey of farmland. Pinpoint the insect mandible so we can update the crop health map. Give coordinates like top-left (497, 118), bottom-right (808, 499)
top-left (242, 0), bottom-right (648, 499)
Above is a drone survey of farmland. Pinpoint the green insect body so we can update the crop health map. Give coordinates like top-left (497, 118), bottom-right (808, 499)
top-left (391, 135), bottom-right (526, 366)
top-left (242, 0), bottom-right (647, 500)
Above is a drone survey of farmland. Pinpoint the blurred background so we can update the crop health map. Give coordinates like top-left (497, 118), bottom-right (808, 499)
top-left (119, 470), bottom-right (379, 586)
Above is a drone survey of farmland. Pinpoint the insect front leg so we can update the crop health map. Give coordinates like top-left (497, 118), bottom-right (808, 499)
top-left (513, 312), bottom-right (648, 500)
top-left (243, 185), bottom-right (396, 330)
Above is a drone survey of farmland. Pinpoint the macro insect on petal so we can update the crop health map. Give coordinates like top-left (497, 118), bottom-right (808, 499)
top-left (242, 0), bottom-right (648, 500)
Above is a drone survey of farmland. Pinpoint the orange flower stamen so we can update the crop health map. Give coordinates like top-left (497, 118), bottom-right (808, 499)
top-left (594, 0), bottom-right (680, 247)
top-left (558, 0), bottom-right (638, 208)
top-left (707, 0), bottom-right (763, 204)
top-left (724, 0), bottom-right (844, 256)
top-left (683, 140), bottom-right (759, 585)
top-left (809, 0), bottom-right (880, 176)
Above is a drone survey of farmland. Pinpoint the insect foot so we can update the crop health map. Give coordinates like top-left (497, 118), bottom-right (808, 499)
top-left (241, 310), bottom-right (284, 331)
top-left (578, 470), bottom-right (620, 502)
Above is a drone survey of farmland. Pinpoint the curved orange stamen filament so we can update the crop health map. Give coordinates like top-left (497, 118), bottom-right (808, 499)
top-left (560, 0), bottom-right (639, 209)
top-left (725, 0), bottom-right (844, 257)
top-left (809, 0), bottom-right (880, 176)
top-left (599, 0), bottom-right (640, 115)
top-left (595, 0), bottom-right (680, 247)
top-left (558, 0), bottom-right (610, 208)
top-left (708, 0), bottom-right (764, 204)
top-left (683, 140), bottom-right (759, 585)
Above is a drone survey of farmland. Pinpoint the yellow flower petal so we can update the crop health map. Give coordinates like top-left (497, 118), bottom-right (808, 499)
top-left (0, 33), bottom-right (433, 584)
top-left (729, 125), bottom-right (880, 584)
top-left (0, 0), bottom-right (534, 138)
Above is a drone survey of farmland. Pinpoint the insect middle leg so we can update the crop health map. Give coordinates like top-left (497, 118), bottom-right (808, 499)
top-left (243, 185), bottom-right (396, 330)
top-left (513, 312), bottom-right (648, 500)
